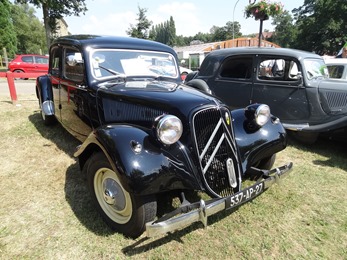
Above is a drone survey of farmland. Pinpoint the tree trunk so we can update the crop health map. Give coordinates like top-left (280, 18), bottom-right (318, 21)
top-left (42, 3), bottom-right (52, 50)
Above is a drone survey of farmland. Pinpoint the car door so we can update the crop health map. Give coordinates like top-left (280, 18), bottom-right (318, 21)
top-left (251, 55), bottom-right (310, 122)
top-left (33, 56), bottom-right (49, 73)
top-left (206, 55), bottom-right (254, 110)
top-left (21, 55), bottom-right (35, 73)
top-left (58, 46), bottom-right (95, 141)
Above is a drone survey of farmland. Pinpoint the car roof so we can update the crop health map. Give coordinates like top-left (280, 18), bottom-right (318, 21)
top-left (204, 47), bottom-right (322, 61)
top-left (51, 35), bottom-right (177, 56)
top-left (324, 58), bottom-right (347, 65)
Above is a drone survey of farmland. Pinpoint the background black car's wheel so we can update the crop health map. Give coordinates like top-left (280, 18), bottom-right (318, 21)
top-left (256, 154), bottom-right (276, 170)
top-left (185, 79), bottom-right (212, 94)
top-left (84, 152), bottom-right (157, 238)
top-left (289, 131), bottom-right (318, 144)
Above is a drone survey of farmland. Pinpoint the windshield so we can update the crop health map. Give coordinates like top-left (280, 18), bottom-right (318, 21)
top-left (303, 59), bottom-right (329, 80)
top-left (90, 49), bottom-right (179, 79)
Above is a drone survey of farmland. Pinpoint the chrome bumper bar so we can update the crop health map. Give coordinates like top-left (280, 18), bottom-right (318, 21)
top-left (145, 162), bottom-right (293, 237)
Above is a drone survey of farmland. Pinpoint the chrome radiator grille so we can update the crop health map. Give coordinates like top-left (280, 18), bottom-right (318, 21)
top-left (193, 107), bottom-right (240, 198)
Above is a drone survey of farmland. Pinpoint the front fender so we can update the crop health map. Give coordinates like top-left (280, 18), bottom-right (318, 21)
top-left (231, 108), bottom-right (287, 173)
top-left (75, 125), bottom-right (202, 196)
top-left (36, 75), bottom-right (53, 102)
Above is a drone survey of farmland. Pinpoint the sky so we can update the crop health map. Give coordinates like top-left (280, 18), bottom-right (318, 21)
top-left (35, 0), bottom-right (305, 38)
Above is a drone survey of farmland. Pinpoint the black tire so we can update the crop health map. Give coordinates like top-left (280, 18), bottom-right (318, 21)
top-left (256, 154), bottom-right (276, 170)
top-left (13, 69), bottom-right (28, 80)
top-left (185, 79), bottom-right (212, 94)
top-left (289, 131), bottom-right (318, 144)
top-left (84, 152), bottom-right (157, 238)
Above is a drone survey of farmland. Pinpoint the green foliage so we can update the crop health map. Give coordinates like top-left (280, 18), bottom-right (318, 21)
top-left (210, 21), bottom-right (242, 42)
top-left (0, 0), bottom-right (17, 58)
top-left (270, 10), bottom-right (297, 48)
top-left (15, 0), bottom-right (87, 48)
top-left (11, 3), bottom-right (47, 55)
top-left (126, 6), bottom-right (152, 39)
top-left (149, 16), bottom-right (176, 46)
top-left (292, 0), bottom-right (347, 55)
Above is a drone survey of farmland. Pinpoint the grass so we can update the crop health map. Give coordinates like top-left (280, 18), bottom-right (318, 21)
top-left (0, 95), bottom-right (346, 259)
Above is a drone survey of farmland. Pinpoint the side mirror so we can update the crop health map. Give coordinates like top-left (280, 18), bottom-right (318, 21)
top-left (66, 53), bottom-right (83, 66)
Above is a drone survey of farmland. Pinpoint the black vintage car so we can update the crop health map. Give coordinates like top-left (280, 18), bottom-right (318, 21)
top-left (186, 47), bottom-right (347, 143)
top-left (36, 35), bottom-right (292, 238)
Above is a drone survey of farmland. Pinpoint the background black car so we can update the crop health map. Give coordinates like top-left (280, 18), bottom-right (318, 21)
top-left (186, 47), bottom-right (347, 143)
top-left (36, 35), bottom-right (292, 238)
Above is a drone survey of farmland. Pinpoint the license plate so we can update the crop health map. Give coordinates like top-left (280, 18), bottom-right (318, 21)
top-left (225, 181), bottom-right (264, 209)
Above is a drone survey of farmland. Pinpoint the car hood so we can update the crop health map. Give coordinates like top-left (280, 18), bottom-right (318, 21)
top-left (96, 80), bottom-right (223, 124)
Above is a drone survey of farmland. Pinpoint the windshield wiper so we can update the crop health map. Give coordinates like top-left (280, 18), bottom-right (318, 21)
top-left (99, 65), bottom-right (126, 78)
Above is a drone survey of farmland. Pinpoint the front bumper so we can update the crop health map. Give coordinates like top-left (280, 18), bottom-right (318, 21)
top-left (145, 162), bottom-right (293, 237)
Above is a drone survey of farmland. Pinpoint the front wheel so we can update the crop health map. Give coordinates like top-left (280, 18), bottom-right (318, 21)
top-left (84, 152), bottom-right (157, 238)
top-left (256, 154), bottom-right (276, 170)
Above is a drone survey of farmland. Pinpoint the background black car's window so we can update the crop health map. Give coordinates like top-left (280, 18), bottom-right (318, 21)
top-left (327, 65), bottom-right (344, 79)
top-left (258, 58), bottom-right (300, 81)
top-left (220, 57), bottom-right (252, 79)
top-left (64, 48), bottom-right (84, 82)
top-left (21, 56), bottom-right (33, 63)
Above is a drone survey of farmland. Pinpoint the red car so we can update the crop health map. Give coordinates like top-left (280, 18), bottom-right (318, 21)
top-left (8, 54), bottom-right (49, 74)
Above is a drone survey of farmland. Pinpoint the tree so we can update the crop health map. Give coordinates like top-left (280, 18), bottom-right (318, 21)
top-left (210, 21), bottom-right (241, 42)
top-left (126, 6), bottom-right (152, 39)
top-left (0, 0), bottom-right (17, 58)
top-left (149, 16), bottom-right (177, 46)
top-left (11, 3), bottom-right (47, 54)
top-left (15, 0), bottom-right (87, 49)
top-left (292, 0), bottom-right (347, 55)
top-left (270, 10), bottom-right (297, 48)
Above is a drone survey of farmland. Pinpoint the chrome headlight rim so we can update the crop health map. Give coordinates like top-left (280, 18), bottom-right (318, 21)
top-left (156, 115), bottom-right (183, 145)
top-left (255, 104), bottom-right (271, 126)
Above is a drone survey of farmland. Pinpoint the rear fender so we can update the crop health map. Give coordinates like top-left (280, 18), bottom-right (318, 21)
top-left (231, 108), bottom-right (287, 173)
top-left (75, 125), bottom-right (202, 196)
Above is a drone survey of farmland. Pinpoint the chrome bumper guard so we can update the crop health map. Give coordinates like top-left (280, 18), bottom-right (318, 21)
top-left (145, 162), bottom-right (293, 237)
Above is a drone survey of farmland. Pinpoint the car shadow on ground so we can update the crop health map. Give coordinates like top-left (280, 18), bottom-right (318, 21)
top-left (287, 133), bottom-right (347, 172)
top-left (28, 112), bottom-right (115, 236)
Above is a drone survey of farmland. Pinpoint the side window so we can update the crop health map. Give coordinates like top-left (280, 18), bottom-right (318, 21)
top-left (50, 47), bottom-right (61, 76)
top-left (327, 65), bottom-right (344, 79)
top-left (21, 56), bottom-right (33, 63)
top-left (258, 58), bottom-right (300, 81)
top-left (220, 57), bottom-right (252, 79)
top-left (35, 57), bottom-right (49, 64)
top-left (64, 48), bottom-right (84, 82)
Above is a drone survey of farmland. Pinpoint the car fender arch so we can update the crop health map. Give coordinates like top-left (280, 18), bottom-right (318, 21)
top-left (230, 108), bottom-right (287, 173)
top-left (75, 125), bottom-right (202, 196)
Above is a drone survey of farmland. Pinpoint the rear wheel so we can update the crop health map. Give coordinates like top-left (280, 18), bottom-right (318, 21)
top-left (84, 152), bottom-right (157, 238)
top-left (13, 69), bottom-right (28, 80)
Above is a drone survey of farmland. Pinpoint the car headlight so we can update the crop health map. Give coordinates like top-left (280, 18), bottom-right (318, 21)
top-left (156, 115), bottom-right (183, 145)
top-left (255, 104), bottom-right (270, 126)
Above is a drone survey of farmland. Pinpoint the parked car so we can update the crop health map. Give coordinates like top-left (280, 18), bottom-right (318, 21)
top-left (185, 47), bottom-right (347, 143)
top-left (36, 35), bottom-right (292, 238)
top-left (8, 54), bottom-right (49, 74)
top-left (325, 58), bottom-right (347, 80)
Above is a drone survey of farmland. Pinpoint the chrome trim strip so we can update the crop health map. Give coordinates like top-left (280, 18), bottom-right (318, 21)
top-left (203, 133), bottom-right (225, 174)
top-left (199, 118), bottom-right (222, 160)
